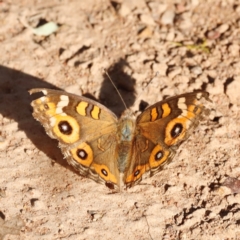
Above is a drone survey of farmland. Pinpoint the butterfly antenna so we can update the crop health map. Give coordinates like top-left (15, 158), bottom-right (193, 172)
top-left (104, 69), bottom-right (128, 110)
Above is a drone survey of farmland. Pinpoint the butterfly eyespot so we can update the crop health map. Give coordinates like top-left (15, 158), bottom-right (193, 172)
top-left (58, 120), bottom-right (73, 135)
top-left (134, 170), bottom-right (140, 177)
top-left (171, 123), bottom-right (183, 138)
top-left (44, 103), bottom-right (49, 110)
top-left (101, 169), bottom-right (108, 176)
top-left (155, 150), bottom-right (163, 161)
top-left (76, 149), bottom-right (88, 160)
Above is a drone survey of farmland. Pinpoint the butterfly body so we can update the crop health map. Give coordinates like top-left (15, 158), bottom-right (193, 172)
top-left (29, 88), bottom-right (210, 190)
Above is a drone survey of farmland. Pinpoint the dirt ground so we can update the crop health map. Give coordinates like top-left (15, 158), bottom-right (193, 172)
top-left (1, 0), bottom-right (240, 239)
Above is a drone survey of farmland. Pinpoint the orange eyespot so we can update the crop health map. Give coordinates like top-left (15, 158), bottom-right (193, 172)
top-left (149, 145), bottom-right (170, 169)
top-left (76, 149), bottom-right (88, 160)
top-left (52, 115), bottom-right (80, 143)
top-left (92, 163), bottom-right (117, 184)
top-left (125, 164), bottom-right (149, 184)
top-left (58, 120), bottom-right (73, 135)
top-left (101, 168), bottom-right (108, 177)
top-left (170, 123), bottom-right (183, 138)
top-left (155, 150), bottom-right (163, 161)
top-left (70, 142), bottom-right (93, 167)
top-left (134, 169), bottom-right (140, 177)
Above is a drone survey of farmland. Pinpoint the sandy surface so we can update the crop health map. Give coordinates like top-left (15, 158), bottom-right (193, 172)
top-left (1, 0), bottom-right (240, 239)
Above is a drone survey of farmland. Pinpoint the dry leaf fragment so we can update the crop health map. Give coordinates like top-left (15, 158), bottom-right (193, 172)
top-left (0, 216), bottom-right (24, 240)
top-left (19, 16), bottom-right (59, 36)
top-left (32, 22), bottom-right (59, 36)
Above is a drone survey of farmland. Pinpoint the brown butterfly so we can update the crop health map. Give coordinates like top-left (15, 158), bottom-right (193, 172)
top-left (29, 89), bottom-right (210, 190)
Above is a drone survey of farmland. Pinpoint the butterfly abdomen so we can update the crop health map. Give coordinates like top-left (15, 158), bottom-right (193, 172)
top-left (117, 117), bottom-right (135, 173)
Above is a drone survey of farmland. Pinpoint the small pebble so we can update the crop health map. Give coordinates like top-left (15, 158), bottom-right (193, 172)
top-left (161, 9), bottom-right (175, 25)
top-left (190, 66), bottom-right (202, 75)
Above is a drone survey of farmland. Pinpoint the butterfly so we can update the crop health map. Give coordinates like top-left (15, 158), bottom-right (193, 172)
top-left (29, 88), bottom-right (210, 190)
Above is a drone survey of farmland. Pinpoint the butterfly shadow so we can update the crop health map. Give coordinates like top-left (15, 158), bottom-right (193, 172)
top-left (0, 65), bottom-right (65, 167)
top-left (98, 58), bottom-right (137, 117)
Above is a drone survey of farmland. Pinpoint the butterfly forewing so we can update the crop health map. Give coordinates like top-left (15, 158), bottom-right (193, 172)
top-left (137, 92), bottom-right (210, 146)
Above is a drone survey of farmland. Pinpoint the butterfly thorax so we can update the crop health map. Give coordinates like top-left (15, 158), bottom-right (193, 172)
top-left (117, 111), bottom-right (136, 173)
